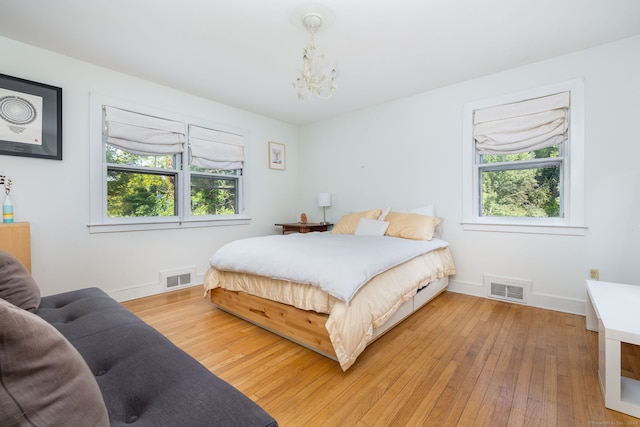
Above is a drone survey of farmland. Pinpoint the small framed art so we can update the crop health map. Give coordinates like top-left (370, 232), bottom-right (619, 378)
top-left (268, 141), bottom-right (285, 170)
top-left (0, 73), bottom-right (63, 160)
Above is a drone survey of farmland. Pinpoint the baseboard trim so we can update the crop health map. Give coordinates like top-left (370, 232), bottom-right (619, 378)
top-left (447, 279), bottom-right (485, 297)
top-left (108, 274), bottom-right (204, 302)
top-left (448, 278), bottom-right (586, 316)
top-left (109, 276), bottom-right (586, 315)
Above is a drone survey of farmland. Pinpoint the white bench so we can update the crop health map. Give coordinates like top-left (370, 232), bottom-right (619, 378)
top-left (586, 280), bottom-right (640, 417)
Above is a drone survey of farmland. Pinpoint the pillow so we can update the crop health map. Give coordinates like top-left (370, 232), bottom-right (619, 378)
top-left (354, 218), bottom-right (390, 236)
top-left (409, 204), bottom-right (435, 217)
top-left (332, 209), bottom-right (382, 234)
top-left (378, 206), bottom-right (392, 221)
top-left (408, 205), bottom-right (444, 238)
top-left (384, 211), bottom-right (441, 240)
top-left (0, 251), bottom-right (40, 312)
top-left (0, 298), bottom-right (109, 427)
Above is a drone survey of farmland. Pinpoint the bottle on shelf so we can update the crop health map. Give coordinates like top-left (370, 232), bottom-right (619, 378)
top-left (3, 194), bottom-right (13, 223)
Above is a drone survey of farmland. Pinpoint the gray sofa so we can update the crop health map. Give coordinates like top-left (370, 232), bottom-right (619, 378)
top-left (0, 251), bottom-right (277, 427)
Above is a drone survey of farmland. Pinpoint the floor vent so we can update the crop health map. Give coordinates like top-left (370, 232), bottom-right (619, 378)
top-left (160, 266), bottom-right (196, 290)
top-left (484, 275), bottom-right (530, 304)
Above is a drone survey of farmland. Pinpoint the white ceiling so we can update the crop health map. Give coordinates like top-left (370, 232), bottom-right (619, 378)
top-left (1, 1), bottom-right (639, 125)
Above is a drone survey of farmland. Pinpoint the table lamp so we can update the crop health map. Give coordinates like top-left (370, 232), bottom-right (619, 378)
top-left (317, 193), bottom-right (331, 224)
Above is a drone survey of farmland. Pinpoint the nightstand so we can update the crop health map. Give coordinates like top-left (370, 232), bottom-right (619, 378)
top-left (275, 222), bottom-right (332, 234)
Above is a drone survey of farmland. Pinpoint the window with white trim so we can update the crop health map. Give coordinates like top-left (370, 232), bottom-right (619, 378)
top-left (89, 97), bottom-right (248, 233)
top-left (188, 124), bottom-right (244, 216)
top-left (462, 80), bottom-right (585, 235)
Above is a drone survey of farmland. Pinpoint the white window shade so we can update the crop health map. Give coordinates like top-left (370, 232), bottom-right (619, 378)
top-left (104, 106), bottom-right (185, 155)
top-left (473, 91), bottom-right (570, 155)
top-left (189, 125), bottom-right (244, 170)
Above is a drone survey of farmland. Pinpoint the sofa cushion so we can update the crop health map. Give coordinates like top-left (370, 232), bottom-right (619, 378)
top-left (0, 250), bottom-right (40, 312)
top-left (38, 287), bottom-right (278, 427)
top-left (0, 298), bottom-right (109, 427)
top-left (36, 287), bottom-right (142, 340)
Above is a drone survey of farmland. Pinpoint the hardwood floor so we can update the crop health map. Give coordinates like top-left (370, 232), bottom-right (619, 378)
top-left (121, 286), bottom-right (640, 427)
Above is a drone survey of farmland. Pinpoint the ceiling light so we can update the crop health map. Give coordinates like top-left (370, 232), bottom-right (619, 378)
top-left (293, 12), bottom-right (337, 100)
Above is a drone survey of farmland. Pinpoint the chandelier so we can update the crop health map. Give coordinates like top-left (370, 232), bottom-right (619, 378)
top-left (293, 12), bottom-right (337, 100)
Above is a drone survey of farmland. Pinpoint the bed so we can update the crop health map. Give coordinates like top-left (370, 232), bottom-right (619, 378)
top-left (204, 208), bottom-right (456, 371)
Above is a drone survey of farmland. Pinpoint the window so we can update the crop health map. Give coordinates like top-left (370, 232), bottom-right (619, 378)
top-left (189, 167), bottom-right (240, 216)
top-left (89, 96), bottom-right (249, 233)
top-left (480, 146), bottom-right (562, 218)
top-left (462, 80), bottom-right (585, 235)
top-left (103, 106), bottom-right (185, 221)
top-left (106, 148), bottom-right (179, 218)
top-left (187, 124), bottom-right (244, 217)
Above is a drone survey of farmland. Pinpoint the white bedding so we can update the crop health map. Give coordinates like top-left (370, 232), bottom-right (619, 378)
top-left (209, 233), bottom-right (449, 304)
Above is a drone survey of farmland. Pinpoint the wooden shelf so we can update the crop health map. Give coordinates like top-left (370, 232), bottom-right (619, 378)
top-left (0, 222), bottom-right (31, 272)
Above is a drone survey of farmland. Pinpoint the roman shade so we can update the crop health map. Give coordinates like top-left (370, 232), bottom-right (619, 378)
top-left (104, 106), bottom-right (185, 155)
top-left (473, 91), bottom-right (570, 155)
top-left (189, 125), bottom-right (245, 170)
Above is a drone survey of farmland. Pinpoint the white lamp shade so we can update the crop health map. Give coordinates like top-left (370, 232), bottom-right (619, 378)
top-left (317, 192), bottom-right (331, 207)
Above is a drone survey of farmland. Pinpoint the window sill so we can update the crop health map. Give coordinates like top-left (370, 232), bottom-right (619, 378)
top-left (461, 221), bottom-right (586, 236)
top-left (88, 217), bottom-right (251, 234)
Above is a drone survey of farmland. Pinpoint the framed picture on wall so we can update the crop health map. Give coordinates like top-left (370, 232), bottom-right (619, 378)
top-left (0, 73), bottom-right (63, 160)
top-left (268, 141), bottom-right (285, 170)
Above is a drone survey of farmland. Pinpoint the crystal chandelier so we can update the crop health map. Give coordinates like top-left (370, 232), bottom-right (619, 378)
top-left (293, 12), bottom-right (337, 100)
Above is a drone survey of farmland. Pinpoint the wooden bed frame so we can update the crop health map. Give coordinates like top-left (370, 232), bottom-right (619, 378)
top-left (210, 276), bottom-right (449, 361)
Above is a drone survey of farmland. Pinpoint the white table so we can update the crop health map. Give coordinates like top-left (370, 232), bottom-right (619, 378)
top-left (586, 280), bottom-right (640, 417)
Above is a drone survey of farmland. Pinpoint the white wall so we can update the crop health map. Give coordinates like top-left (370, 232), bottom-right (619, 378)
top-left (2, 35), bottom-right (638, 313)
top-left (298, 36), bottom-right (640, 315)
top-left (0, 36), bottom-right (300, 299)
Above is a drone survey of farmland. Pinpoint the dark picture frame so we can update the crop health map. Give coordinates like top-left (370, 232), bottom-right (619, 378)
top-left (0, 74), bottom-right (62, 160)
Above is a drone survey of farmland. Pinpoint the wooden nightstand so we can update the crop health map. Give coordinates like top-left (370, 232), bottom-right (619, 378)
top-left (275, 222), bottom-right (332, 234)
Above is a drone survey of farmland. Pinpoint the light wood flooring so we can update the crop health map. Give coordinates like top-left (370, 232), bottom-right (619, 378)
top-left (121, 286), bottom-right (640, 427)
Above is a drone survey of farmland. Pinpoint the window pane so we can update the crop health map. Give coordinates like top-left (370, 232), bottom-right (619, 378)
top-left (481, 165), bottom-right (560, 217)
top-left (106, 144), bottom-right (176, 169)
top-left (107, 169), bottom-right (176, 217)
top-left (190, 165), bottom-right (238, 176)
top-left (481, 144), bottom-right (560, 164)
top-left (191, 175), bottom-right (237, 215)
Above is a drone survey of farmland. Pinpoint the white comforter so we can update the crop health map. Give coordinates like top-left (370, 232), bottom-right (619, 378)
top-left (209, 233), bottom-right (449, 304)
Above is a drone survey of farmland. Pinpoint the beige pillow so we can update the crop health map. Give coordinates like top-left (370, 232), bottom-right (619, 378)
top-left (384, 211), bottom-right (441, 240)
top-left (0, 298), bottom-right (109, 427)
top-left (332, 209), bottom-right (382, 234)
top-left (0, 251), bottom-right (40, 312)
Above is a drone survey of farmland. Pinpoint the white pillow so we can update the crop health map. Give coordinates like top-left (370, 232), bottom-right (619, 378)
top-left (354, 218), bottom-right (390, 236)
top-left (409, 205), bottom-right (435, 217)
top-left (378, 206), bottom-right (392, 221)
